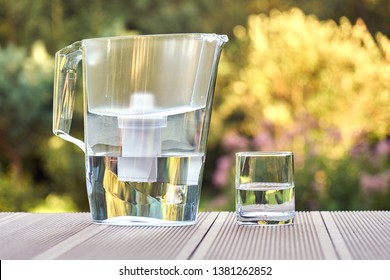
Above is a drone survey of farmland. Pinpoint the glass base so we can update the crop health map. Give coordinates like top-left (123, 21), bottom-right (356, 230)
top-left (92, 215), bottom-right (197, 226)
top-left (237, 212), bottom-right (295, 226)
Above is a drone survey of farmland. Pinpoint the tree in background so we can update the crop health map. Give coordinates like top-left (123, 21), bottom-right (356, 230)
top-left (208, 8), bottom-right (390, 211)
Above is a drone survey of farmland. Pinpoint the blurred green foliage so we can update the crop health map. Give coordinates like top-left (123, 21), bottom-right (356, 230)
top-left (1, 0), bottom-right (390, 212)
top-left (207, 8), bottom-right (390, 211)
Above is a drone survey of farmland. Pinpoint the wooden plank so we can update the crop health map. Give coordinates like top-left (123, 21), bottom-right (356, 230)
top-left (310, 212), bottom-right (338, 259)
top-left (0, 212), bottom-right (13, 219)
top-left (0, 212), bottom-right (31, 225)
top-left (0, 213), bottom-right (92, 259)
top-left (320, 211), bottom-right (353, 260)
top-left (190, 212), bottom-right (230, 260)
top-left (32, 224), bottom-right (108, 260)
top-left (53, 212), bottom-right (215, 259)
top-left (287, 212), bottom-right (327, 259)
top-left (175, 212), bottom-right (219, 260)
top-left (330, 211), bottom-right (390, 259)
top-left (192, 212), bottom-right (328, 260)
top-left (190, 212), bottom-right (239, 259)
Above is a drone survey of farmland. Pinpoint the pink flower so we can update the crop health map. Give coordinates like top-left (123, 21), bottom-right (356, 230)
top-left (360, 170), bottom-right (390, 194)
top-left (253, 131), bottom-right (274, 150)
top-left (375, 139), bottom-right (390, 156)
top-left (350, 142), bottom-right (370, 157)
top-left (222, 132), bottom-right (249, 151)
top-left (212, 155), bottom-right (233, 188)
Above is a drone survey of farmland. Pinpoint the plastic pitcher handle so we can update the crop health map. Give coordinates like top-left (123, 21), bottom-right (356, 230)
top-left (53, 41), bottom-right (85, 152)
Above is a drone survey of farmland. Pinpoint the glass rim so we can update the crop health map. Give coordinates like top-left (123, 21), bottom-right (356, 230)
top-left (236, 151), bottom-right (293, 157)
top-left (82, 33), bottom-right (229, 43)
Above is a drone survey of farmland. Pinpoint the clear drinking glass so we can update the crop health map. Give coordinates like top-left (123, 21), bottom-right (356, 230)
top-left (236, 152), bottom-right (295, 225)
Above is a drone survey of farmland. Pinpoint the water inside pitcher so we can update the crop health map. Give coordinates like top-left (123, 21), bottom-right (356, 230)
top-left (53, 33), bottom-right (228, 225)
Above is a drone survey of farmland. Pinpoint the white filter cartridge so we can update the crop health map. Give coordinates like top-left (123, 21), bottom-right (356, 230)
top-left (117, 93), bottom-right (166, 182)
top-left (117, 157), bottom-right (157, 182)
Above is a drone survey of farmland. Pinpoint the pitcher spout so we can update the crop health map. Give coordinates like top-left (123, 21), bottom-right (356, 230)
top-left (214, 34), bottom-right (229, 46)
top-left (196, 33), bottom-right (229, 46)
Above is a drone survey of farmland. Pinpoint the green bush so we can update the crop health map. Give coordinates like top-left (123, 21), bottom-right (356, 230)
top-left (207, 9), bottom-right (390, 211)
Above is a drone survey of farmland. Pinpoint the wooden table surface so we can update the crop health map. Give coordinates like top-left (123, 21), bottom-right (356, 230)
top-left (0, 211), bottom-right (389, 260)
